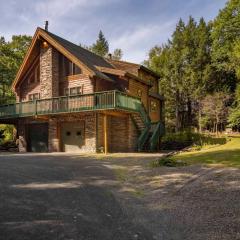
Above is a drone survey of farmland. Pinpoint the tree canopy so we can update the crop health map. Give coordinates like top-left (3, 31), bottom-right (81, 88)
top-left (145, 0), bottom-right (240, 132)
top-left (0, 35), bottom-right (32, 104)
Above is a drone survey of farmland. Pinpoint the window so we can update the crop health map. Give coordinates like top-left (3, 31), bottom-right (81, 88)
top-left (150, 100), bottom-right (157, 112)
top-left (28, 73), bottom-right (35, 84)
top-left (64, 86), bottom-right (83, 96)
top-left (64, 88), bottom-right (69, 96)
top-left (29, 93), bottom-right (40, 101)
top-left (28, 65), bottom-right (40, 84)
top-left (60, 55), bottom-right (82, 76)
top-left (68, 62), bottom-right (81, 75)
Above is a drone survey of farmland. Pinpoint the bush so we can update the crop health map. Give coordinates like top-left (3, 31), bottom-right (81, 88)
top-left (151, 157), bottom-right (187, 167)
top-left (161, 130), bottom-right (227, 150)
top-left (0, 124), bottom-right (15, 143)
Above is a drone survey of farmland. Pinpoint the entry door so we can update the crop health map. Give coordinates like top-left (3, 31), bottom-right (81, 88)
top-left (61, 122), bottom-right (85, 152)
top-left (28, 123), bottom-right (48, 152)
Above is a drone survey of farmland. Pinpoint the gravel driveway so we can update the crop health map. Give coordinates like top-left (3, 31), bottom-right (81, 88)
top-left (0, 153), bottom-right (239, 240)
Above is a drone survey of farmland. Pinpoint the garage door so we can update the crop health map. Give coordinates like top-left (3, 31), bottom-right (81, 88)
top-left (28, 123), bottom-right (48, 152)
top-left (61, 122), bottom-right (85, 152)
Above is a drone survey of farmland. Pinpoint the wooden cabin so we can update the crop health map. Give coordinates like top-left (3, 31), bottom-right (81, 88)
top-left (0, 27), bottom-right (165, 153)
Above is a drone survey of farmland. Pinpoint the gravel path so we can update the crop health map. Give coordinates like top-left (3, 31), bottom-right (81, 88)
top-left (0, 153), bottom-right (239, 240)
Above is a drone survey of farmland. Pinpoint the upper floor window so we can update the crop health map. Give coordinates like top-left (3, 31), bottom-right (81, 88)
top-left (29, 93), bottom-right (40, 101)
top-left (28, 65), bottom-right (40, 84)
top-left (68, 61), bottom-right (82, 75)
top-left (64, 86), bottom-right (83, 96)
top-left (60, 55), bottom-right (82, 77)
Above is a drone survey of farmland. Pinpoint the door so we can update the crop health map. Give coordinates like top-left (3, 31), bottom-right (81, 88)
top-left (61, 122), bottom-right (85, 152)
top-left (28, 123), bottom-right (48, 152)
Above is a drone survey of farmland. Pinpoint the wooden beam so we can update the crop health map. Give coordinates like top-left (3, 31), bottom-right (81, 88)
top-left (104, 114), bottom-right (108, 154)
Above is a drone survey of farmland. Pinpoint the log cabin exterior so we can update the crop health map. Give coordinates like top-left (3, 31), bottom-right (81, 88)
top-left (0, 27), bottom-right (165, 153)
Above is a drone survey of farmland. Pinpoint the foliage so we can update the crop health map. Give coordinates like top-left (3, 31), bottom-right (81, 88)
top-left (0, 35), bottom-right (32, 104)
top-left (170, 136), bottom-right (240, 167)
top-left (161, 131), bottom-right (227, 150)
top-left (211, 0), bottom-right (240, 76)
top-left (112, 48), bottom-right (123, 60)
top-left (151, 157), bottom-right (187, 167)
top-left (82, 31), bottom-right (123, 60)
top-left (145, 0), bottom-right (240, 132)
top-left (228, 84), bottom-right (240, 129)
top-left (145, 17), bottom-right (213, 131)
top-left (91, 30), bottom-right (109, 57)
top-left (0, 124), bottom-right (15, 143)
top-left (200, 92), bottom-right (230, 132)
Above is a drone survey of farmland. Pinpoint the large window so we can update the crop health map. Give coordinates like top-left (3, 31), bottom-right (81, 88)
top-left (28, 93), bottom-right (40, 101)
top-left (60, 55), bottom-right (82, 76)
top-left (64, 86), bottom-right (83, 96)
top-left (28, 65), bottom-right (40, 84)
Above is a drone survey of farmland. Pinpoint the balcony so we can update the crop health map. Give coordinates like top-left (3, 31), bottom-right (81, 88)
top-left (0, 91), bottom-right (142, 120)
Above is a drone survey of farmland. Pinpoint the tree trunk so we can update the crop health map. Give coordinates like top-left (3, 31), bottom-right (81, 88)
top-left (175, 91), bottom-right (181, 132)
top-left (198, 108), bottom-right (202, 133)
top-left (187, 98), bottom-right (192, 128)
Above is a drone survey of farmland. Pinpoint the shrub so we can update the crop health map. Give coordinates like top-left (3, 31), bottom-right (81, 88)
top-left (151, 157), bottom-right (187, 168)
top-left (161, 130), bottom-right (227, 150)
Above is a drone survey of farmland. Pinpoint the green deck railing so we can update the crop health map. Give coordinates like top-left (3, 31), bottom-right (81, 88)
top-left (0, 91), bottom-right (142, 119)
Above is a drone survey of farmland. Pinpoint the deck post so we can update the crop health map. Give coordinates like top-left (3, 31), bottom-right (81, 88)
top-left (104, 114), bottom-right (108, 154)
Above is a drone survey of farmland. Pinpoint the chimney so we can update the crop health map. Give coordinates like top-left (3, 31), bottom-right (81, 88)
top-left (108, 53), bottom-right (112, 59)
top-left (44, 21), bottom-right (49, 31)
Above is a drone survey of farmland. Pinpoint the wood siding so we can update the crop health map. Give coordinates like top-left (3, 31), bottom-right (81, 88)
top-left (138, 69), bottom-right (159, 94)
top-left (95, 78), bottom-right (115, 92)
top-left (149, 97), bottom-right (161, 122)
top-left (128, 78), bottom-right (149, 111)
top-left (59, 74), bottom-right (94, 95)
top-left (20, 81), bottom-right (40, 102)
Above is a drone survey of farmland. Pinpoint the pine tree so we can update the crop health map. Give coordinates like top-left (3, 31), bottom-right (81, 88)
top-left (211, 0), bottom-right (240, 92)
top-left (112, 48), bottom-right (123, 60)
top-left (91, 30), bottom-right (109, 57)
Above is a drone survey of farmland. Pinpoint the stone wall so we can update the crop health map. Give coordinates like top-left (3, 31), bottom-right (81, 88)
top-left (40, 46), bottom-right (59, 98)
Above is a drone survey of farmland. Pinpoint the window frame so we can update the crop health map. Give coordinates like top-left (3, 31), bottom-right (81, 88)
top-left (28, 93), bottom-right (40, 101)
top-left (64, 86), bottom-right (83, 96)
top-left (150, 100), bottom-right (157, 112)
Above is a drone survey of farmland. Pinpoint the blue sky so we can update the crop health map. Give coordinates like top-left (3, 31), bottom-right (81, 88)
top-left (0, 0), bottom-right (227, 63)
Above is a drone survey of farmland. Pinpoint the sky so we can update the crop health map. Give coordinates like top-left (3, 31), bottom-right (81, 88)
top-left (0, 0), bottom-right (228, 63)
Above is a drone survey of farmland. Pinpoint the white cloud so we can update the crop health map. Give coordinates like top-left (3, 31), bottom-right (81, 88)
top-left (110, 21), bottom-right (176, 63)
top-left (34, 0), bottom-right (120, 20)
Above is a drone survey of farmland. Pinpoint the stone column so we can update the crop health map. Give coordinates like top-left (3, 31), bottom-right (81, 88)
top-left (40, 45), bottom-right (59, 99)
top-left (48, 118), bottom-right (60, 152)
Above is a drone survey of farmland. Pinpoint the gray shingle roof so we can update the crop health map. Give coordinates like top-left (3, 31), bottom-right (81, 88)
top-left (41, 28), bottom-right (115, 80)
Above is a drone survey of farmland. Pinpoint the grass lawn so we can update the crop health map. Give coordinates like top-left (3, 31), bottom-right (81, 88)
top-left (171, 136), bottom-right (240, 167)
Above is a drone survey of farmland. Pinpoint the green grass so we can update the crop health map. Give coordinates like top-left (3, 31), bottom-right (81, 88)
top-left (170, 136), bottom-right (240, 167)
